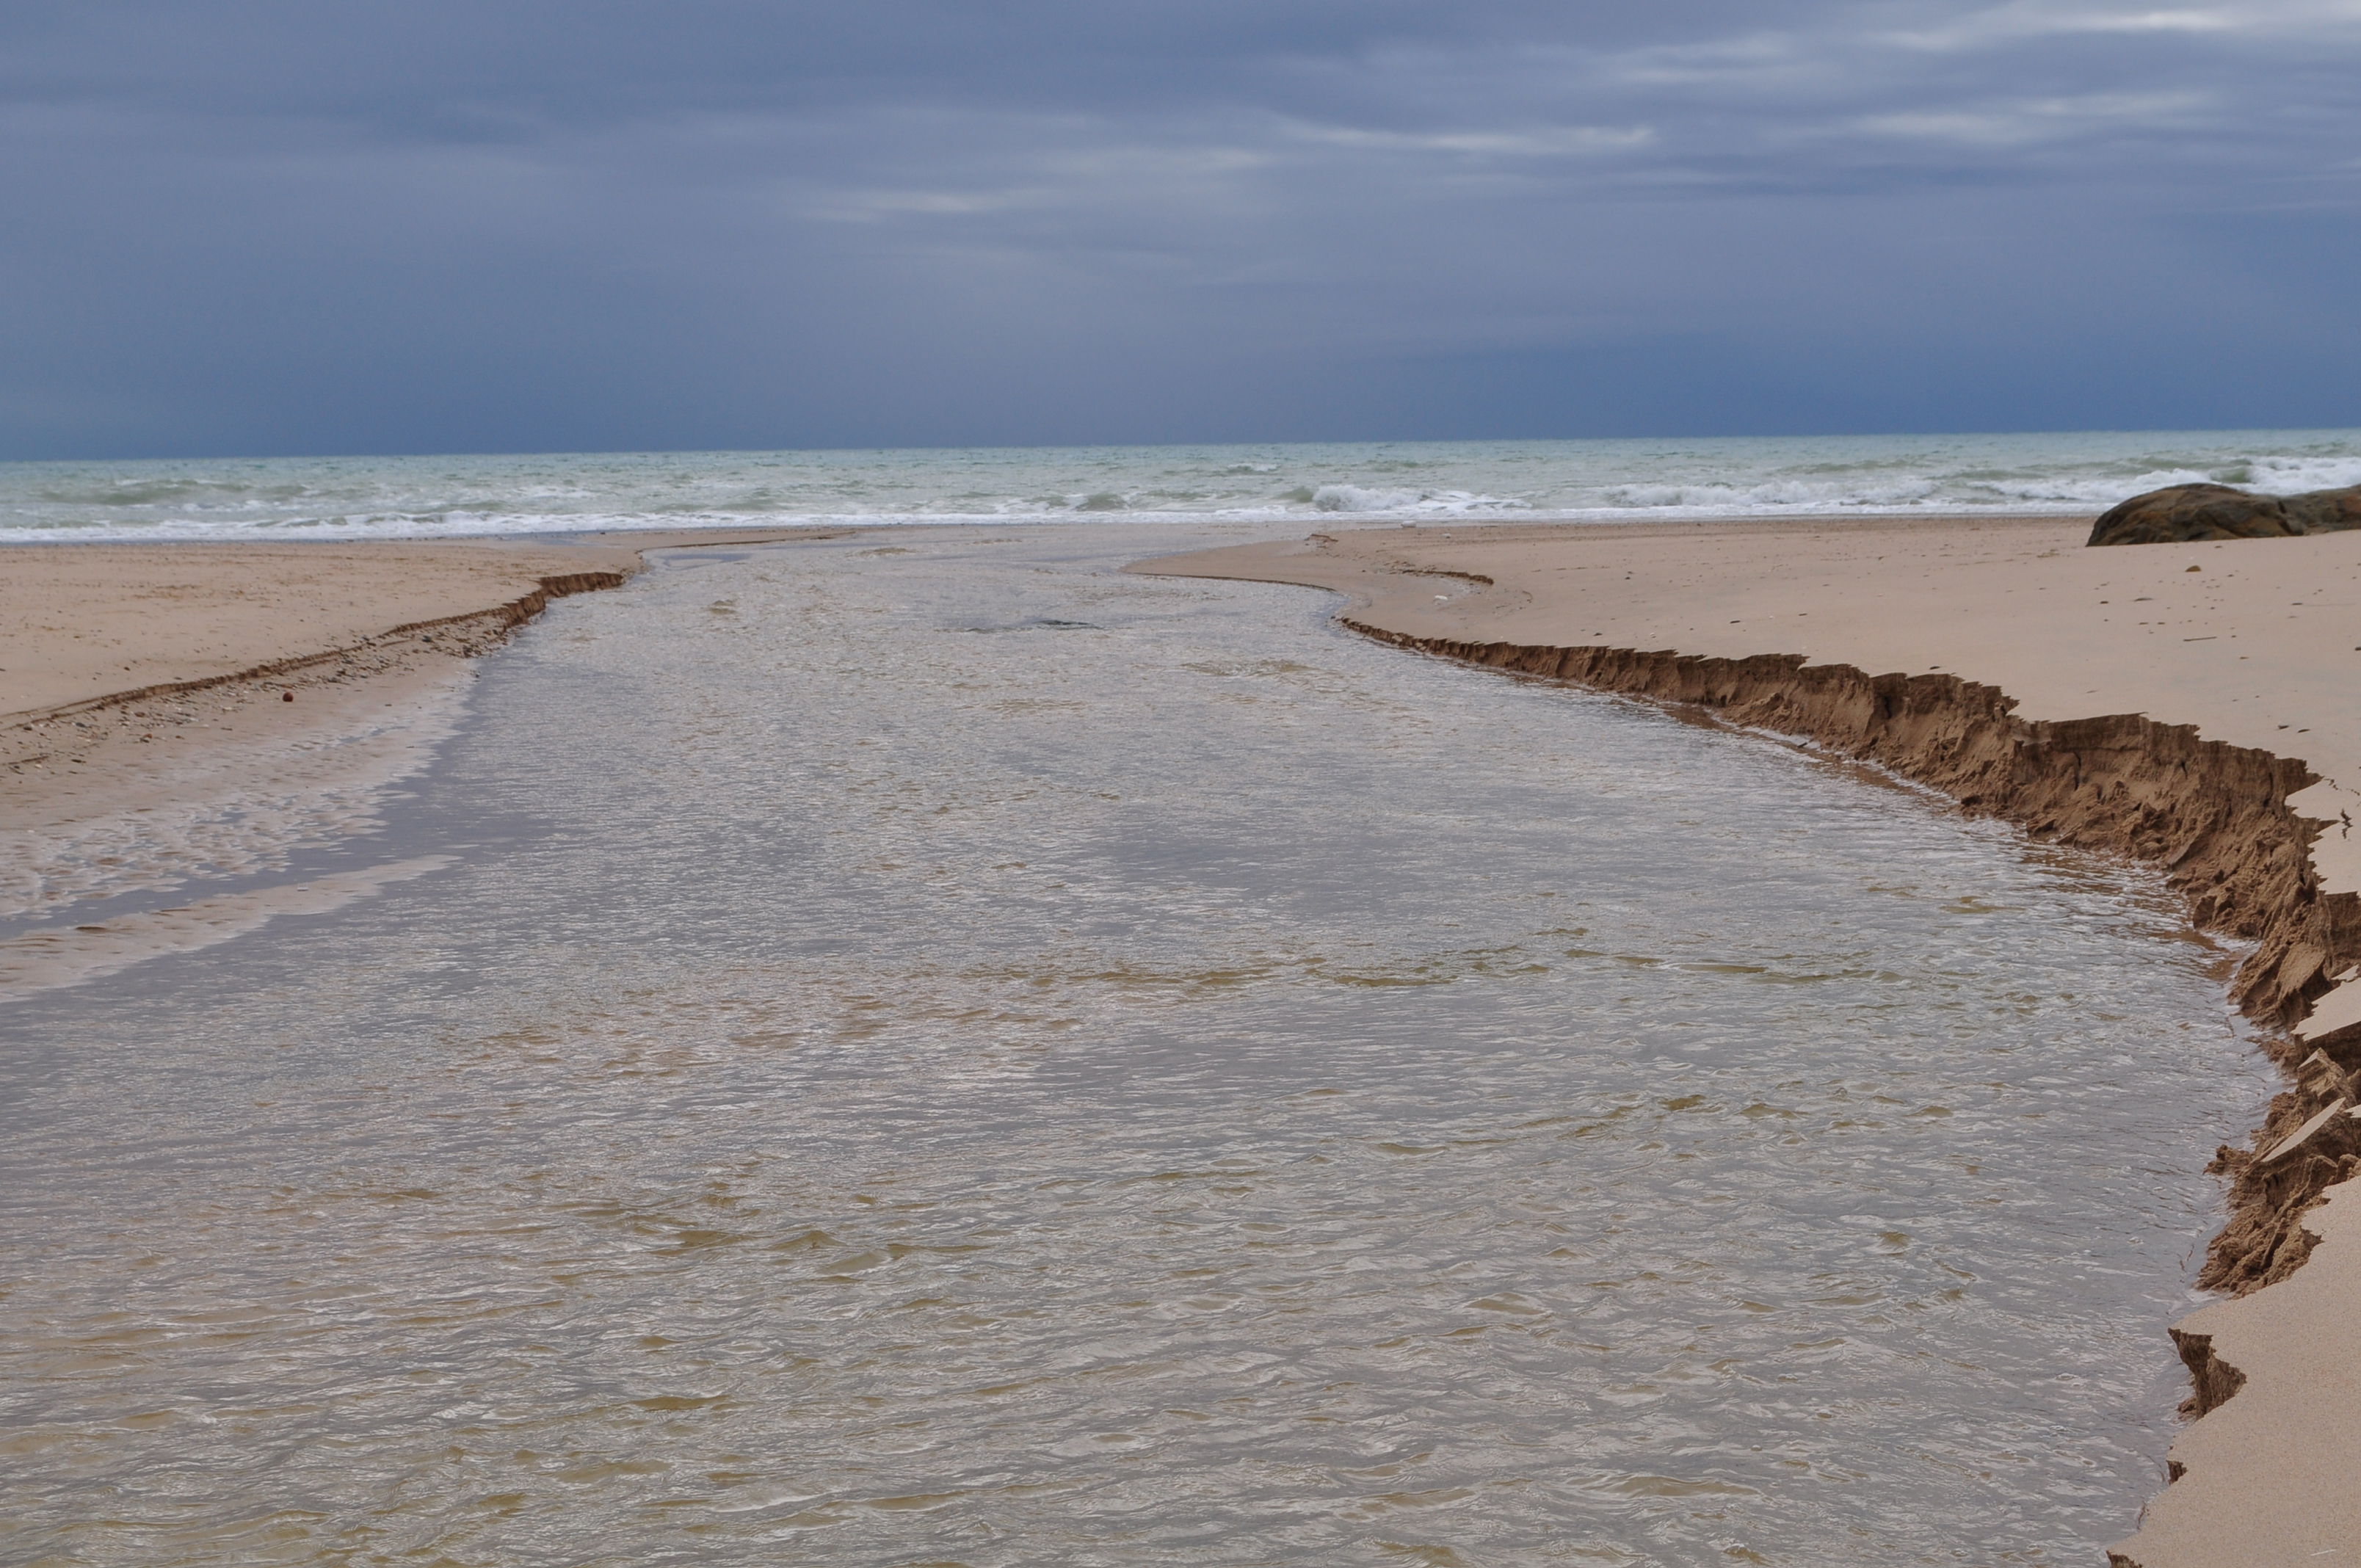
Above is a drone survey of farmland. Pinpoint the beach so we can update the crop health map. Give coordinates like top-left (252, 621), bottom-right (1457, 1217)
top-left (0, 530), bottom-right (838, 995)
top-left (4, 512), bottom-right (2349, 1562)
top-left (16, 0), bottom-right (2361, 1545)
top-left (1138, 513), bottom-right (2361, 1567)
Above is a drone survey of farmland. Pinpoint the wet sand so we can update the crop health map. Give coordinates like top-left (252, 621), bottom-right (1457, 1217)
top-left (1, 530), bottom-right (844, 987)
top-left (1135, 513), bottom-right (2361, 1568)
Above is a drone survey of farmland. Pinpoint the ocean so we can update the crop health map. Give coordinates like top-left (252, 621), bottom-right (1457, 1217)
top-left (4, 428), bottom-right (2361, 541)
top-left (0, 523), bottom-right (2277, 1564)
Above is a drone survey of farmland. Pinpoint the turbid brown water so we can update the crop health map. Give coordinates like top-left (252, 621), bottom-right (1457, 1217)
top-left (0, 525), bottom-right (2276, 1565)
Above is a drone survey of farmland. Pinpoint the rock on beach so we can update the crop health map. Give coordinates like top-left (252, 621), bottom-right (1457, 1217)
top-left (2088, 482), bottom-right (2361, 546)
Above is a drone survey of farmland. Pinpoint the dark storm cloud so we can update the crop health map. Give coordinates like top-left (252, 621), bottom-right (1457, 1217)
top-left (4, 1), bottom-right (2359, 457)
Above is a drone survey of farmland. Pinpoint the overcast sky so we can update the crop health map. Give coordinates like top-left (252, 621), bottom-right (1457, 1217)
top-left (4, 1), bottom-right (2359, 459)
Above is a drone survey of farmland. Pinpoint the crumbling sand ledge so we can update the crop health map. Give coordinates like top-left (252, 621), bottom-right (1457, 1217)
top-left (15, 567), bottom-right (626, 730)
top-left (1339, 625), bottom-right (2361, 1298)
top-left (1133, 518), bottom-right (2361, 1566)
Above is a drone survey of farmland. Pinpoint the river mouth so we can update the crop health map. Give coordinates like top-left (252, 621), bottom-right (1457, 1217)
top-left (0, 523), bottom-right (2274, 1564)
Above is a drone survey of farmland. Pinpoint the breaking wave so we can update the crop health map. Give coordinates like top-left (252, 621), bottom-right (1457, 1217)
top-left (3, 429), bottom-right (2357, 542)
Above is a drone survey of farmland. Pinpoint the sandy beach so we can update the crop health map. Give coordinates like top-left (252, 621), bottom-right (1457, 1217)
top-left (1136, 513), bottom-right (2361, 1568)
top-left (0, 530), bottom-right (844, 802)
top-left (4, 540), bottom-right (627, 865)
top-left (16, 0), bottom-right (2359, 1549)
top-left (0, 529), bottom-right (833, 984)
top-left (10, 514), bottom-right (2355, 1564)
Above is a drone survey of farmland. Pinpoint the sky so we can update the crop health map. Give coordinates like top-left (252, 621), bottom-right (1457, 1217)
top-left (4, 1), bottom-right (2360, 460)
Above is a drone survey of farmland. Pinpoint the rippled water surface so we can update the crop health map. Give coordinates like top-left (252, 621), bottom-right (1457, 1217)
top-left (1, 526), bottom-right (2275, 1565)
top-left (4, 428), bottom-right (2361, 540)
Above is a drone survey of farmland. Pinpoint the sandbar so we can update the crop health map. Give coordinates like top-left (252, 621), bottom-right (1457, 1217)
top-left (0, 529), bottom-right (834, 940)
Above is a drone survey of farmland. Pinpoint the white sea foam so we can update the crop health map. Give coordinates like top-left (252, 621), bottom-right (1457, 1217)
top-left (2, 429), bottom-right (2357, 542)
top-left (1309, 483), bottom-right (1529, 515)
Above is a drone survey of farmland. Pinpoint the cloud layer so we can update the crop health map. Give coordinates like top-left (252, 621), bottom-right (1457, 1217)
top-left (5, 1), bottom-right (2359, 457)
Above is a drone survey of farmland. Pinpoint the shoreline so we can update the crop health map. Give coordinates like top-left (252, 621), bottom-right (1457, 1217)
top-left (1133, 515), bottom-right (2361, 1567)
top-left (0, 529), bottom-right (844, 952)
top-left (1, 529), bottom-right (848, 766)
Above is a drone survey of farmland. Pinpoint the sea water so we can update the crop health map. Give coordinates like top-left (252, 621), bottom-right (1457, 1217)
top-left (4, 429), bottom-right (2361, 541)
top-left (0, 526), bottom-right (2277, 1564)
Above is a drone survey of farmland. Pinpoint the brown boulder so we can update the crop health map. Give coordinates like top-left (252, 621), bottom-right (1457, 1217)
top-left (2089, 481), bottom-right (2361, 546)
top-left (2284, 483), bottom-right (2361, 534)
top-left (2088, 483), bottom-right (2296, 545)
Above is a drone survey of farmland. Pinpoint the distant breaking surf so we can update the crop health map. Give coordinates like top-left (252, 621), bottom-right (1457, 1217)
top-left (5, 428), bottom-right (2361, 542)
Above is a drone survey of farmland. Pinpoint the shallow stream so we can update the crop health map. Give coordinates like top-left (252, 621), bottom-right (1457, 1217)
top-left (0, 525), bottom-right (2276, 1564)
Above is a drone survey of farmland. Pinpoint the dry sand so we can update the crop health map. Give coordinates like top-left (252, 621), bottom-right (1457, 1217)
top-left (1136, 514), bottom-right (2361, 1568)
top-left (2, 539), bottom-right (641, 716)
top-left (0, 531), bottom-right (835, 784)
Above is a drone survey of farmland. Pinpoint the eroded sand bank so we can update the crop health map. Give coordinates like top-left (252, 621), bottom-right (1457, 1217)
top-left (1134, 515), bottom-right (2361, 1568)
